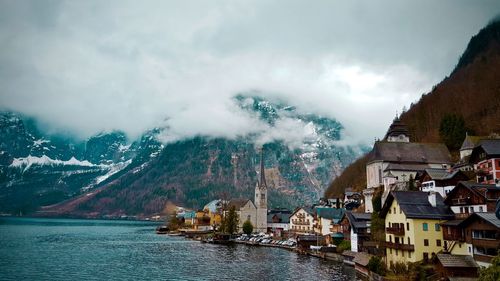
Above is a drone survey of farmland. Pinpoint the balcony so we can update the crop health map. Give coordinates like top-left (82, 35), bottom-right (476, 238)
top-left (386, 226), bottom-right (405, 236)
top-left (472, 238), bottom-right (499, 249)
top-left (292, 220), bottom-right (311, 226)
top-left (451, 198), bottom-right (471, 205)
top-left (384, 241), bottom-right (415, 251)
top-left (443, 233), bottom-right (465, 242)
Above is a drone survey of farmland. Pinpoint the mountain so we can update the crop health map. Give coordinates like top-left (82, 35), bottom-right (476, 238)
top-left (325, 18), bottom-right (500, 198)
top-left (0, 96), bottom-right (365, 217)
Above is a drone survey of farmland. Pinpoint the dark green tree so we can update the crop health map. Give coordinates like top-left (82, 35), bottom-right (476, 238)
top-left (479, 251), bottom-right (500, 281)
top-left (222, 206), bottom-right (239, 234)
top-left (408, 174), bottom-right (417, 191)
top-left (439, 114), bottom-right (468, 150)
top-left (367, 256), bottom-right (386, 276)
top-left (242, 219), bottom-right (253, 235)
top-left (167, 211), bottom-right (181, 230)
top-left (370, 211), bottom-right (385, 242)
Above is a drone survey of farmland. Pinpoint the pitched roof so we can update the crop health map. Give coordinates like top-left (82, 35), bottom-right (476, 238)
top-left (437, 254), bottom-right (479, 268)
top-left (384, 163), bottom-right (433, 172)
top-left (444, 182), bottom-right (499, 205)
top-left (291, 206), bottom-right (314, 217)
top-left (267, 211), bottom-right (291, 224)
top-left (460, 212), bottom-right (500, 229)
top-left (345, 211), bottom-right (371, 230)
top-left (367, 142), bottom-right (452, 164)
top-left (353, 252), bottom-right (373, 267)
top-left (381, 191), bottom-right (454, 220)
top-left (423, 168), bottom-right (460, 180)
top-left (315, 208), bottom-right (345, 223)
top-left (384, 117), bottom-right (410, 140)
top-left (228, 198), bottom-right (252, 210)
top-left (460, 135), bottom-right (482, 151)
top-left (469, 139), bottom-right (500, 162)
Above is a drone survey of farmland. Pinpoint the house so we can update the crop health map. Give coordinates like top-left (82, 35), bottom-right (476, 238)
top-left (267, 208), bottom-right (291, 237)
top-left (344, 211), bottom-right (372, 252)
top-left (435, 254), bottom-right (479, 280)
top-left (455, 134), bottom-right (483, 171)
top-left (440, 219), bottom-right (469, 256)
top-left (227, 198), bottom-right (257, 232)
top-left (314, 207), bottom-right (345, 236)
top-left (459, 212), bottom-right (500, 267)
top-left (203, 199), bottom-right (223, 227)
top-left (380, 191), bottom-right (455, 266)
top-left (443, 181), bottom-right (500, 218)
top-left (289, 207), bottom-right (315, 235)
top-left (364, 118), bottom-right (452, 210)
top-left (469, 139), bottom-right (500, 184)
top-left (417, 168), bottom-right (470, 198)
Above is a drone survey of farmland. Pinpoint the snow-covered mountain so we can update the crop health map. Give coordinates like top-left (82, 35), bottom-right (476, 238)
top-left (0, 97), bottom-right (366, 217)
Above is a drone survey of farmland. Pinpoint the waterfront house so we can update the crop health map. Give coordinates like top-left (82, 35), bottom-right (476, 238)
top-left (343, 188), bottom-right (362, 210)
top-left (380, 191), bottom-right (455, 266)
top-left (267, 208), bottom-right (291, 237)
top-left (289, 207), bottom-right (315, 235)
top-left (443, 181), bottom-right (500, 218)
top-left (344, 211), bottom-right (372, 252)
top-left (435, 254), bottom-right (479, 280)
top-left (469, 139), bottom-right (500, 184)
top-left (417, 168), bottom-right (469, 198)
top-left (314, 207), bottom-right (345, 236)
top-left (203, 199), bottom-right (223, 228)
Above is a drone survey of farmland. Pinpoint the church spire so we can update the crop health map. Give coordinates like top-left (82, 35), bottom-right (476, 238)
top-left (259, 147), bottom-right (267, 188)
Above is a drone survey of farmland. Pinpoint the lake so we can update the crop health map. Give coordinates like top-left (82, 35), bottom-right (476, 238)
top-left (0, 217), bottom-right (356, 281)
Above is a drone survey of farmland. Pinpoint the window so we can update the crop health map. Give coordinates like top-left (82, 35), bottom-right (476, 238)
top-left (407, 237), bottom-right (411, 244)
top-left (400, 208), bottom-right (402, 214)
top-left (394, 207), bottom-right (396, 214)
top-left (435, 224), bottom-right (440, 231)
top-left (460, 207), bottom-right (464, 213)
top-left (424, 239), bottom-right (429, 246)
top-left (406, 223), bottom-right (409, 231)
top-left (389, 236), bottom-right (392, 243)
top-left (423, 252), bottom-right (429, 261)
top-left (436, 240), bottom-right (441, 247)
top-left (247, 215), bottom-right (251, 221)
top-left (423, 223), bottom-right (428, 231)
top-left (479, 206), bottom-right (484, 212)
top-left (469, 206), bottom-right (473, 213)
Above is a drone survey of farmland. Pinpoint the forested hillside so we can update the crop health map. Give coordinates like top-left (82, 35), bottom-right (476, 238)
top-left (325, 19), bottom-right (500, 198)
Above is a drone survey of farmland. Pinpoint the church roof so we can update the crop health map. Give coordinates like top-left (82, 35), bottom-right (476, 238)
top-left (228, 198), bottom-right (252, 210)
top-left (384, 116), bottom-right (410, 140)
top-left (460, 134), bottom-right (482, 151)
top-left (367, 142), bottom-right (452, 164)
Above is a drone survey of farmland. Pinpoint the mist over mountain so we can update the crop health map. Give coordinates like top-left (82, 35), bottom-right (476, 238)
top-left (0, 95), bottom-right (366, 216)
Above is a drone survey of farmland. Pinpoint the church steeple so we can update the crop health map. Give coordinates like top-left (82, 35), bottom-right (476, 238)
top-left (258, 148), bottom-right (267, 188)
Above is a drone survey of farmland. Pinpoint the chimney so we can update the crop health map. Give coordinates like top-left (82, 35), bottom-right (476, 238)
top-left (428, 191), bottom-right (437, 207)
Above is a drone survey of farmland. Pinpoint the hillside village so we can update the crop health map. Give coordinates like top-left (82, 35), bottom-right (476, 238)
top-left (171, 117), bottom-right (500, 280)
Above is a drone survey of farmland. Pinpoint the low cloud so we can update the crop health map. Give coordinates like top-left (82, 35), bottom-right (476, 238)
top-left (1, 1), bottom-right (499, 145)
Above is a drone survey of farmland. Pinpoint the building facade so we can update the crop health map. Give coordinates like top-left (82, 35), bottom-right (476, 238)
top-left (381, 191), bottom-right (454, 265)
top-left (254, 149), bottom-right (268, 233)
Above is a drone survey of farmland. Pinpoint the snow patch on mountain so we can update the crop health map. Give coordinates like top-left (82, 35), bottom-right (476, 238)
top-left (10, 155), bottom-right (97, 171)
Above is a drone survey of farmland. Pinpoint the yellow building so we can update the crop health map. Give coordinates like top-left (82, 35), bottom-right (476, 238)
top-left (381, 191), bottom-right (455, 266)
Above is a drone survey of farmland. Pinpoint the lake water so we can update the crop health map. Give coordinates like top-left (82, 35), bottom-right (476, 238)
top-left (0, 217), bottom-right (356, 281)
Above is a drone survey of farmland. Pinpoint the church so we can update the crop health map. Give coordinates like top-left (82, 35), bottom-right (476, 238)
top-left (227, 148), bottom-right (268, 233)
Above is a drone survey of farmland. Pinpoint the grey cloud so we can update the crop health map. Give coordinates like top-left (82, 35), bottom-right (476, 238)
top-left (0, 0), bottom-right (499, 144)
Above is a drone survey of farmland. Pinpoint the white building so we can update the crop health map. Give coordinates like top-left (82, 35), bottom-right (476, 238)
top-left (289, 207), bottom-right (315, 235)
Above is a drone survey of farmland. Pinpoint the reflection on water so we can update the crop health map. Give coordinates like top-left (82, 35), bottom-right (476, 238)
top-left (0, 217), bottom-right (356, 281)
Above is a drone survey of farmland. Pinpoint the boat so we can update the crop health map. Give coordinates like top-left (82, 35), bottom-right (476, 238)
top-left (155, 226), bottom-right (170, 234)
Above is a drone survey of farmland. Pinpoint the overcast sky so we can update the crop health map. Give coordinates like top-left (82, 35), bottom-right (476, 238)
top-left (1, 1), bottom-right (499, 145)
